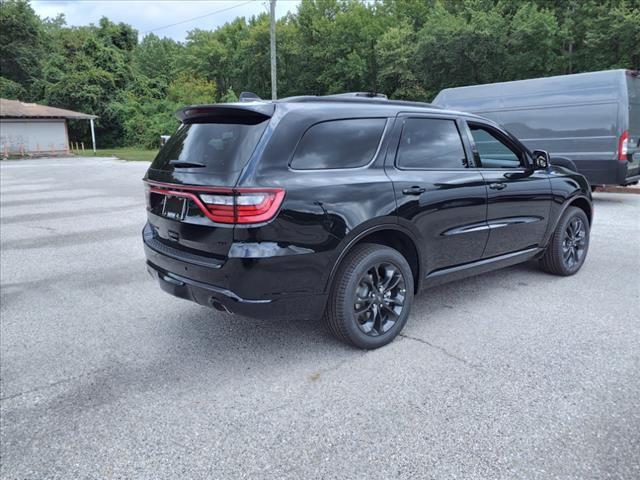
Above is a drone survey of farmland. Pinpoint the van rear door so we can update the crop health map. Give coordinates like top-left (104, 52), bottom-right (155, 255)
top-left (144, 104), bottom-right (273, 260)
top-left (625, 71), bottom-right (640, 178)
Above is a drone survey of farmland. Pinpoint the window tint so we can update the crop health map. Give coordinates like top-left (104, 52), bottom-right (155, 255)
top-left (151, 120), bottom-right (268, 174)
top-left (291, 118), bottom-right (386, 169)
top-left (396, 118), bottom-right (467, 169)
top-left (469, 125), bottom-right (522, 168)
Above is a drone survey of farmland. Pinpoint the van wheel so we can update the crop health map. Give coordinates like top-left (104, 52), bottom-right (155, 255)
top-left (539, 207), bottom-right (590, 276)
top-left (325, 243), bottom-right (414, 349)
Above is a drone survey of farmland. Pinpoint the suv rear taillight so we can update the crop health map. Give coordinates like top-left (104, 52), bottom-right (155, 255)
top-left (618, 130), bottom-right (629, 161)
top-left (200, 189), bottom-right (285, 224)
top-left (145, 181), bottom-right (284, 225)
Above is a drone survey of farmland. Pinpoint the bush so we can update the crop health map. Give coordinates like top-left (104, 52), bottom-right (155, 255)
top-left (0, 76), bottom-right (26, 99)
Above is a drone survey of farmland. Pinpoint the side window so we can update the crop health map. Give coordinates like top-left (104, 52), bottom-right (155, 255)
top-left (396, 118), bottom-right (468, 169)
top-left (469, 125), bottom-right (522, 168)
top-left (290, 118), bottom-right (386, 169)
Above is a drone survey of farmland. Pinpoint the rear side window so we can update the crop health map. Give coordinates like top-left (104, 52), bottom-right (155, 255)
top-left (151, 120), bottom-right (268, 174)
top-left (290, 118), bottom-right (386, 170)
top-left (396, 118), bottom-right (467, 169)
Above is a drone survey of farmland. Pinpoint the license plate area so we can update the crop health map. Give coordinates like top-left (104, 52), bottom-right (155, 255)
top-left (162, 195), bottom-right (187, 221)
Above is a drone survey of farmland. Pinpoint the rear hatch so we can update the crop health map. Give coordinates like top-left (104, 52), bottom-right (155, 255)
top-left (144, 103), bottom-right (274, 261)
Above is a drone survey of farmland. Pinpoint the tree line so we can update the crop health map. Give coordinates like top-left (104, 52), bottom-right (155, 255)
top-left (1, 0), bottom-right (638, 148)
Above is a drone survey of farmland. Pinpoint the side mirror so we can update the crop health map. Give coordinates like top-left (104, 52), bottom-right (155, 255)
top-left (532, 149), bottom-right (550, 170)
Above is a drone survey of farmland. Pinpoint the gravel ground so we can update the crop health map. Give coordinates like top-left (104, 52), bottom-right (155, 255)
top-left (1, 157), bottom-right (639, 480)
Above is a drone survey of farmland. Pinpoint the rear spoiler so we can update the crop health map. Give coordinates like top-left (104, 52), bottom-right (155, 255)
top-left (175, 103), bottom-right (275, 124)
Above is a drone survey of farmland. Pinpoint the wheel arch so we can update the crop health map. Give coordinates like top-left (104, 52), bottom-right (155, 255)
top-left (542, 194), bottom-right (593, 249)
top-left (325, 224), bottom-right (422, 294)
top-left (567, 195), bottom-right (593, 225)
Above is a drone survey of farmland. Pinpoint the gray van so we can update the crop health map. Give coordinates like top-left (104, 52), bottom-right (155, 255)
top-left (433, 69), bottom-right (640, 186)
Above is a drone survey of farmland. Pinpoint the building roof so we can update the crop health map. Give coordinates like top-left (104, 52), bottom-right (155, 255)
top-left (0, 98), bottom-right (97, 120)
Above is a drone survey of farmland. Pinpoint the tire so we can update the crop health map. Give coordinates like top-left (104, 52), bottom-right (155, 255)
top-left (325, 243), bottom-right (414, 349)
top-left (539, 206), bottom-right (590, 276)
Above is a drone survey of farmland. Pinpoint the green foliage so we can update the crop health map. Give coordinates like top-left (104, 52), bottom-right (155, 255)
top-left (96, 16), bottom-right (138, 51)
top-left (292, 0), bottom-right (390, 94)
top-left (582, 1), bottom-right (640, 69)
top-left (107, 83), bottom-right (176, 149)
top-left (106, 72), bottom-right (216, 148)
top-left (415, 2), bottom-right (509, 96)
top-left (0, 0), bottom-right (45, 90)
top-left (505, 3), bottom-right (561, 79)
top-left (133, 33), bottom-right (183, 82)
top-left (220, 87), bottom-right (239, 103)
top-left (0, 76), bottom-right (26, 99)
top-left (3, 0), bottom-right (639, 148)
top-left (376, 23), bottom-right (427, 100)
top-left (167, 73), bottom-right (217, 105)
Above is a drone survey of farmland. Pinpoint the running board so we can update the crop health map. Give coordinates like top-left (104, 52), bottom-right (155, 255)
top-left (423, 248), bottom-right (541, 288)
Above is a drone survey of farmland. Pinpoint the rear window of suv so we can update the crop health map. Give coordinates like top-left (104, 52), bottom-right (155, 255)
top-left (151, 120), bottom-right (269, 174)
top-left (290, 118), bottom-right (386, 169)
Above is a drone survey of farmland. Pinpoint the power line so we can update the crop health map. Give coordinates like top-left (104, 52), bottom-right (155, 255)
top-left (142, 1), bottom-right (254, 35)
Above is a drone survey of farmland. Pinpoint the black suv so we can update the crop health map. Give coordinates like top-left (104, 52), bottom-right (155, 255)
top-left (143, 93), bottom-right (592, 349)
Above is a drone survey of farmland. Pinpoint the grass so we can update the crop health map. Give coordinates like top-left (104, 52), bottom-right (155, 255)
top-left (92, 147), bottom-right (158, 162)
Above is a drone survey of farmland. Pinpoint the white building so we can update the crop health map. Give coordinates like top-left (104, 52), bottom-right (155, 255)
top-left (0, 98), bottom-right (97, 156)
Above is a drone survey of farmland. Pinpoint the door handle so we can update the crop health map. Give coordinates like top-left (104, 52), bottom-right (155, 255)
top-left (402, 186), bottom-right (426, 195)
top-left (489, 182), bottom-right (507, 190)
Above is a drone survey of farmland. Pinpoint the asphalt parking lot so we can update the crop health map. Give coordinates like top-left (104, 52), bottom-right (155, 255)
top-left (1, 157), bottom-right (639, 479)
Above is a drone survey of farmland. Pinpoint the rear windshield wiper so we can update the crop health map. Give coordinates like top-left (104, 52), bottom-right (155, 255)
top-left (169, 160), bottom-right (206, 168)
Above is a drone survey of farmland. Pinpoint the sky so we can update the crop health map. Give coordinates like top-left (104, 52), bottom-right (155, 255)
top-left (31, 1), bottom-right (301, 42)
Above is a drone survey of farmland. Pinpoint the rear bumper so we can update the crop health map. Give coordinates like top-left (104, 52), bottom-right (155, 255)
top-left (146, 260), bottom-right (327, 319)
top-left (147, 261), bottom-right (265, 310)
top-left (143, 224), bottom-right (329, 320)
top-left (573, 159), bottom-right (640, 186)
top-left (621, 173), bottom-right (640, 185)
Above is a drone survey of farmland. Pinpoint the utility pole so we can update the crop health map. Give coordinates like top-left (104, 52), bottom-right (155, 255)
top-left (269, 0), bottom-right (277, 100)
top-left (89, 118), bottom-right (96, 154)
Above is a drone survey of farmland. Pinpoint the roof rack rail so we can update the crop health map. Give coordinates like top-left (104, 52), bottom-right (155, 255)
top-left (323, 92), bottom-right (388, 99)
top-left (276, 94), bottom-right (443, 110)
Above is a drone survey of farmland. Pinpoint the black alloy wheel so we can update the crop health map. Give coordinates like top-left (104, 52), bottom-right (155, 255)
top-left (353, 263), bottom-right (406, 336)
top-left (562, 216), bottom-right (587, 270)
top-left (540, 206), bottom-right (590, 276)
top-left (325, 243), bottom-right (414, 349)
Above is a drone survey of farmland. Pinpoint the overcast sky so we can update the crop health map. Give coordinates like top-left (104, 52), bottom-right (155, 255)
top-left (31, 1), bottom-right (301, 42)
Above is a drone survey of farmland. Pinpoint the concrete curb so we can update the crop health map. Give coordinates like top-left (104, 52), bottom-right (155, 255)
top-left (594, 184), bottom-right (640, 194)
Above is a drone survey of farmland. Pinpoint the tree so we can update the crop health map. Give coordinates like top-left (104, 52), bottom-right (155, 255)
top-left (3, 0), bottom-right (638, 149)
top-left (376, 23), bottom-right (427, 100)
top-left (504, 3), bottom-right (561, 79)
top-left (582, 1), bottom-right (640, 69)
top-left (134, 34), bottom-right (183, 82)
top-left (96, 17), bottom-right (137, 51)
top-left (219, 87), bottom-right (238, 102)
top-left (0, 76), bottom-right (26, 99)
top-left (33, 15), bottom-right (136, 145)
top-left (167, 73), bottom-right (217, 105)
top-left (293, 0), bottom-right (389, 94)
top-left (180, 19), bottom-right (249, 97)
top-left (0, 0), bottom-right (45, 93)
top-left (414, 2), bottom-right (509, 96)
